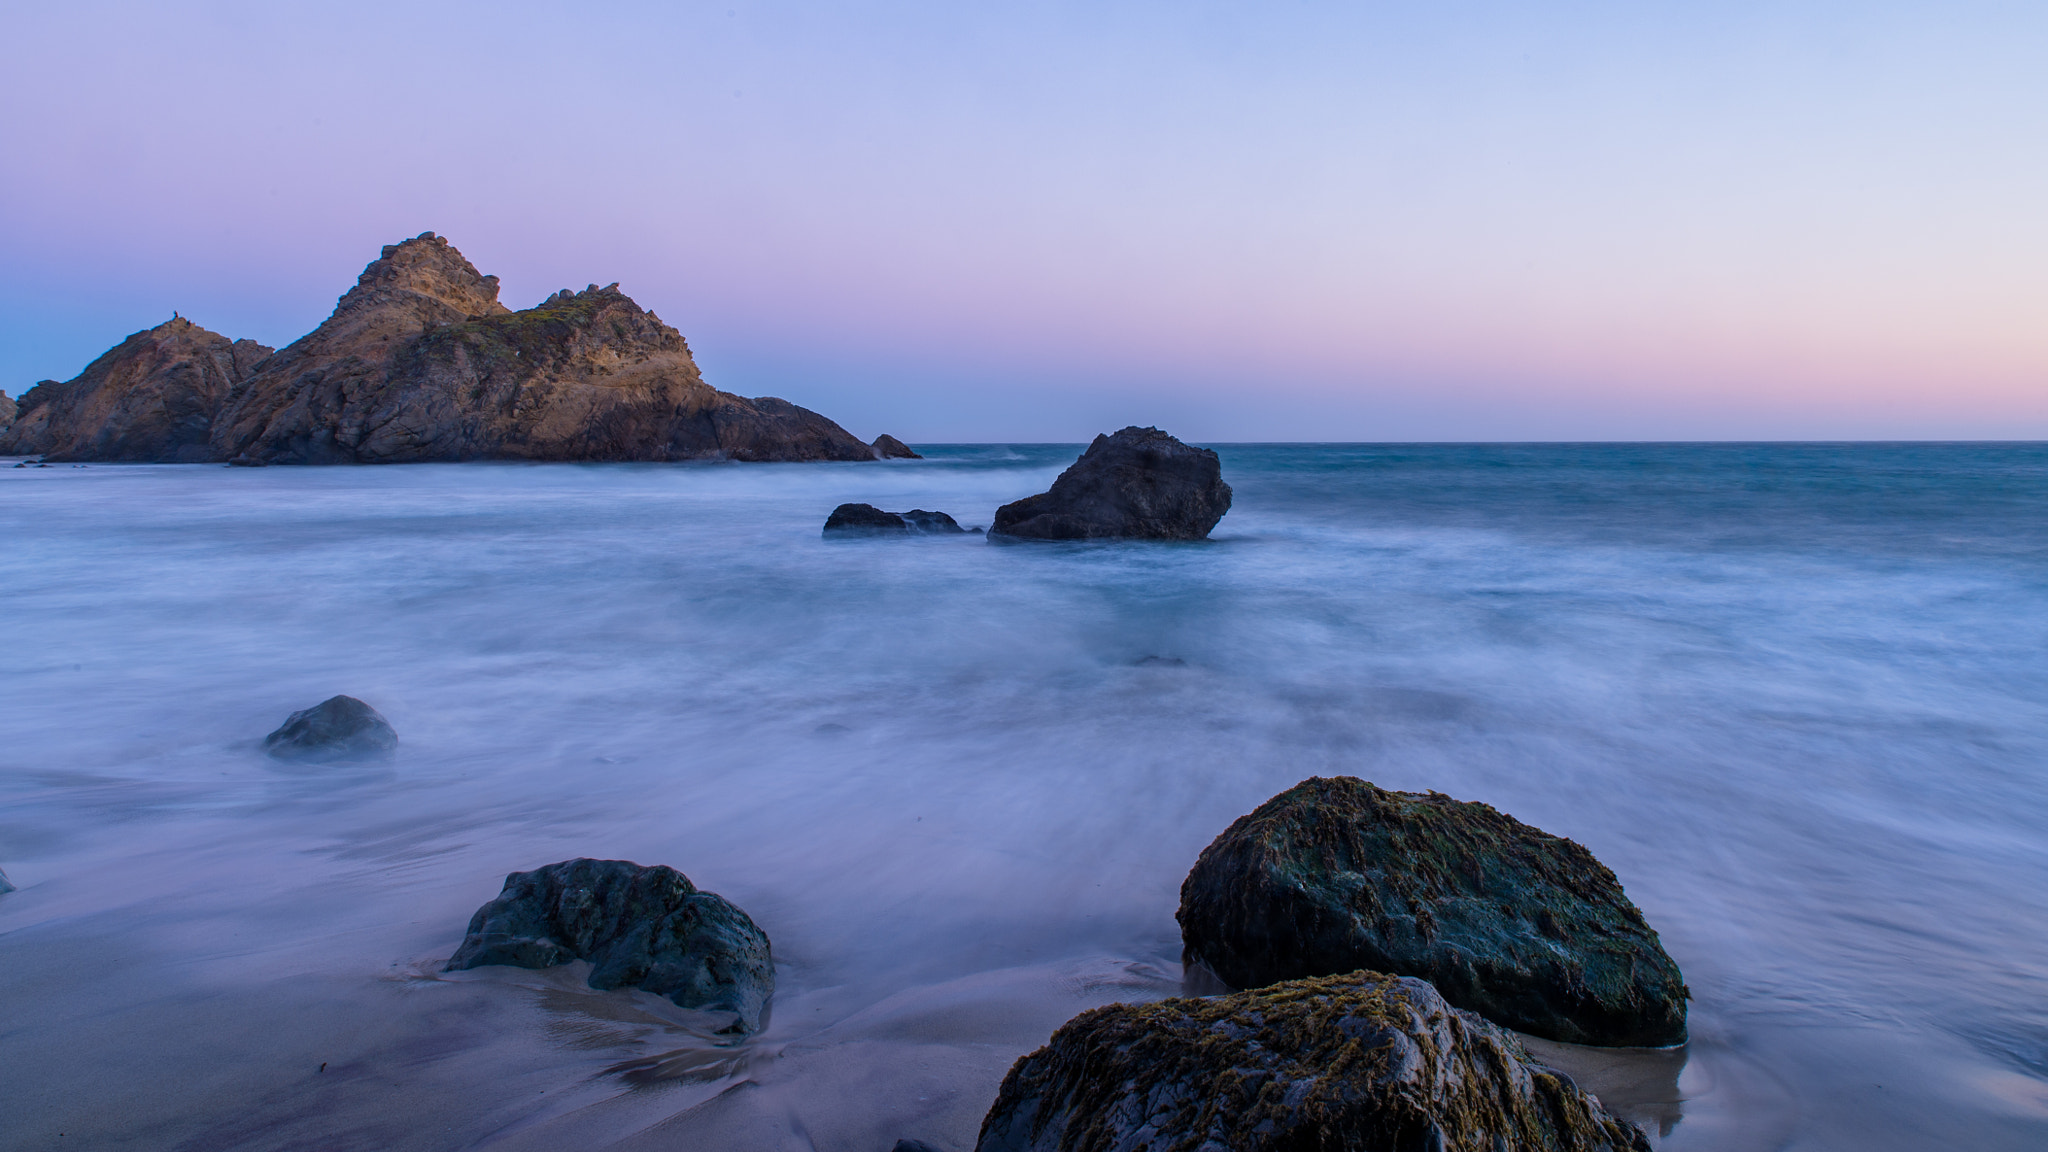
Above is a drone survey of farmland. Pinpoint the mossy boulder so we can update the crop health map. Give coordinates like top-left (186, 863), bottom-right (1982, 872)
top-left (446, 858), bottom-right (774, 1036)
top-left (977, 970), bottom-right (1651, 1152)
top-left (262, 695), bottom-right (398, 762)
top-left (1178, 777), bottom-right (1687, 1047)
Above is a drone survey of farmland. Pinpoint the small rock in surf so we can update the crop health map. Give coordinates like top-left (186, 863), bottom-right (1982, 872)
top-left (824, 503), bottom-right (967, 535)
top-left (975, 970), bottom-right (1651, 1152)
top-left (262, 695), bottom-right (398, 762)
top-left (872, 434), bottom-right (922, 459)
top-left (1177, 775), bottom-right (1688, 1047)
top-left (988, 426), bottom-right (1230, 541)
top-left (446, 858), bottom-right (774, 1036)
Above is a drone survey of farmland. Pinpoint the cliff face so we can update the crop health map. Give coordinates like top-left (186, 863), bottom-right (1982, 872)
top-left (15, 232), bottom-right (874, 464)
top-left (0, 319), bottom-right (272, 462)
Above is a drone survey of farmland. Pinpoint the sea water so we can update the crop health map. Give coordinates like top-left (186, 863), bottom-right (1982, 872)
top-left (1, 443), bottom-right (2045, 1151)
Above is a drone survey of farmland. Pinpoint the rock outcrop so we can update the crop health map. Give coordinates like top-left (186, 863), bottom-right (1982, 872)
top-left (263, 695), bottom-right (399, 762)
top-left (823, 503), bottom-right (967, 535)
top-left (0, 389), bottom-right (16, 433)
top-left (977, 970), bottom-right (1651, 1152)
top-left (447, 858), bottom-right (774, 1036)
top-left (1178, 776), bottom-right (1688, 1047)
top-left (989, 427), bottom-right (1230, 541)
top-left (9, 233), bottom-right (877, 464)
top-left (0, 320), bottom-right (272, 462)
top-left (873, 434), bottom-right (921, 459)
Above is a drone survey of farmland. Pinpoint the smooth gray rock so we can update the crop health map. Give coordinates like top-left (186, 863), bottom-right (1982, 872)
top-left (1178, 775), bottom-right (1689, 1047)
top-left (446, 858), bottom-right (774, 1036)
top-left (262, 695), bottom-right (398, 762)
top-left (989, 426), bottom-right (1230, 541)
top-left (976, 970), bottom-right (1652, 1152)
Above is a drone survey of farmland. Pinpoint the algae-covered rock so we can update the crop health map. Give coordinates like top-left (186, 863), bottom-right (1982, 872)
top-left (262, 695), bottom-right (398, 762)
top-left (989, 427), bottom-right (1230, 541)
top-left (446, 858), bottom-right (774, 1036)
top-left (1178, 776), bottom-right (1687, 1047)
top-left (977, 970), bottom-right (1651, 1152)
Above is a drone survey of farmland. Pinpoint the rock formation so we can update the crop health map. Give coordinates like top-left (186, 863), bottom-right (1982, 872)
top-left (0, 866), bottom-right (13, 894)
top-left (0, 389), bottom-right (16, 433)
top-left (976, 970), bottom-right (1652, 1152)
top-left (989, 427), bottom-right (1230, 541)
top-left (1178, 776), bottom-right (1688, 1047)
top-left (8, 233), bottom-right (878, 464)
top-left (0, 320), bottom-right (272, 462)
top-left (447, 858), bottom-right (774, 1036)
top-left (872, 433), bottom-right (921, 459)
top-left (823, 503), bottom-right (968, 535)
top-left (263, 695), bottom-right (399, 762)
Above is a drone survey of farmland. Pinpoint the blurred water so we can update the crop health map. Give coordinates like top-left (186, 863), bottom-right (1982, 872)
top-left (1, 443), bottom-right (2045, 1151)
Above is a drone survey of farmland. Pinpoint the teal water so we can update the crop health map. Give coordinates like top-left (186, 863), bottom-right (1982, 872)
top-left (1, 443), bottom-right (2044, 1149)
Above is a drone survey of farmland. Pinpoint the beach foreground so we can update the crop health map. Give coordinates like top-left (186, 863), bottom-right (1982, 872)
top-left (2, 444), bottom-right (2045, 1150)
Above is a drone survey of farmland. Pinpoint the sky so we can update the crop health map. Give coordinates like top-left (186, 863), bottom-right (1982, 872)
top-left (2, 1), bottom-right (2043, 441)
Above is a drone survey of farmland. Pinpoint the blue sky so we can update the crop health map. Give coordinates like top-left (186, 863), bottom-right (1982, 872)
top-left (2, 1), bottom-right (2043, 440)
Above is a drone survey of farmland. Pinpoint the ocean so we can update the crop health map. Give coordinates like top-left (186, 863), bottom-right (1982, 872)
top-left (2, 443), bottom-right (2045, 1150)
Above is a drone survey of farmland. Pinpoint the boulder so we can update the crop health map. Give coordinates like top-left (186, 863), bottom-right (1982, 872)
top-left (0, 322), bottom-right (272, 462)
top-left (977, 970), bottom-right (1651, 1152)
top-left (873, 434), bottom-right (922, 459)
top-left (209, 234), bottom-right (875, 464)
top-left (824, 503), bottom-right (967, 535)
top-left (446, 858), bottom-right (774, 1036)
top-left (989, 427), bottom-right (1230, 541)
top-left (1178, 776), bottom-right (1687, 1047)
top-left (262, 695), bottom-right (399, 762)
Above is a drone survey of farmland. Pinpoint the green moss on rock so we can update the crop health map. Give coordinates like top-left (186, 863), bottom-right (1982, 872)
top-left (977, 970), bottom-right (1652, 1152)
top-left (1178, 776), bottom-right (1687, 1047)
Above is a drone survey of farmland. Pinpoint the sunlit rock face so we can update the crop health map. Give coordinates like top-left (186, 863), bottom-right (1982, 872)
top-left (1179, 775), bottom-right (1689, 1048)
top-left (8, 233), bottom-right (874, 465)
top-left (0, 319), bottom-right (271, 462)
top-left (977, 970), bottom-right (1653, 1152)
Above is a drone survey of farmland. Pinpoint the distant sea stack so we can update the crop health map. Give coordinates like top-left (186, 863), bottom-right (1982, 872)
top-left (3, 233), bottom-right (877, 465)
top-left (871, 434), bottom-right (920, 459)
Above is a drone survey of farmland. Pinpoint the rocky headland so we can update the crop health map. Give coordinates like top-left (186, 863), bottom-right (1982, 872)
top-left (2, 233), bottom-right (878, 464)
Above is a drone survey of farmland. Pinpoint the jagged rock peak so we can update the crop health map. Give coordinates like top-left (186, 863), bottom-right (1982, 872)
top-left (341, 231), bottom-right (508, 319)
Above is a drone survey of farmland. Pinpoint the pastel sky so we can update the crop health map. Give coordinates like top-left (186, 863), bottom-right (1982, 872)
top-left (3, 1), bottom-right (2043, 441)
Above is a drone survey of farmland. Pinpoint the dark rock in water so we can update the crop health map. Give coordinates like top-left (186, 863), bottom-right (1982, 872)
top-left (262, 695), bottom-right (398, 762)
top-left (976, 970), bottom-right (1651, 1152)
top-left (824, 503), bottom-right (967, 536)
top-left (891, 1141), bottom-right (948, 1152)
top-left (901, 509), bottom-right (965, 533)
top-left (873, 434), bottom-right (921, 459)
top-left (226, 453), bottom-right (266, 467)
top-left (1178, 776), bottom-right (1688, 1047)
top-left (0, 866), bottom-right (13, 894)
top-left (826, 502), bottom-right (910, 534)
top-left (0, 323), bottom-right (273, 463)
top-left (989, 426), bottom-right (1230, 541)
top-left (445, 858), bottom-right (774, 1036)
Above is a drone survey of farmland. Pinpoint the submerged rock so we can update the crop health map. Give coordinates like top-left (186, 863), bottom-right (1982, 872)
top-left (977, 970), bottom-right (1651, 1152)
top-left (873, 434), bottom-right (922, 459)
top-left (446, 858), bottom-right (774, 1035)
top-left (989, 426), bottom-right (1230, 541)
top-left (0, 321), bottom-right (272, 462)
top-left (262, 695), bottom-right (398, 762)
top-left (824, 503), bottom-right (967, 535)
top-left (1178, 776), bottom-right (1688, 1047)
